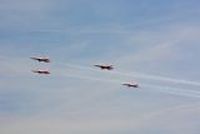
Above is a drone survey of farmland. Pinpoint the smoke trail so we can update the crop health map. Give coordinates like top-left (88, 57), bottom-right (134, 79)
top-left (143, 84), bottom-right (200, 98)
top-left (59, 63), bottom-right (200, 87)
top-left (55, 69), bottom-right (121, 84)
top-left (55, 69), bottom-right (200, 98)
top-left (127, 72), bottom-right (200, 87)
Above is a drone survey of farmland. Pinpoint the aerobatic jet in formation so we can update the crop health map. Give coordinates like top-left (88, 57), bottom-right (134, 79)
top-left (94, 64), bottom-right (114, 70)
top-left (122, 82), bottom-right (139, 88)
top-left (30, 56), bottom-right (50, 63)
top-left (32, 69), bottom-right (50, 74)
top-left (29, 56), bottom-right (140, 89)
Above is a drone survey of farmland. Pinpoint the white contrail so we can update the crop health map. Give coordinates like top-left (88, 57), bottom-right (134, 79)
top-left (55, 69), bottom-right (200, 98)
top-left (58, 63), bottom-right (200, 87)
top-left (142, 84), bottom-right (200, 98)
top-left (126, 72), bottom-right (200, 87)
top-left (55, 69), bottom-right (121, 84)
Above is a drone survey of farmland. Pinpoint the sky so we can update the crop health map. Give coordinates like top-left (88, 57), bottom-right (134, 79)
top-left (1, 0), bottom-right (200, 133)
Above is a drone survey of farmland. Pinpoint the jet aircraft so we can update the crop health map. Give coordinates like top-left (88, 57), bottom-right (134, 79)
top-left (94, 64), bottom-right (114, 70)
top-left (30, 56), bottom-right (50, 63)
top-left (32, 69), bottom-right (50, 74)
top-left (122, 82), bottom-right (139, 88)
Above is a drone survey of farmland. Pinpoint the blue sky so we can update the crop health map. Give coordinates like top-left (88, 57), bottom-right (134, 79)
top-left (1, 0), bottom-right (200, 133)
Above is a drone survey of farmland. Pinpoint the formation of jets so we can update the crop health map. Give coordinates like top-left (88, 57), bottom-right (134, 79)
top-left (30, 56), bottom-right (139, 88)
top-left (94, 64), bottom-right (138, 88)
top-left (30, 56), bottom-right (50, 75)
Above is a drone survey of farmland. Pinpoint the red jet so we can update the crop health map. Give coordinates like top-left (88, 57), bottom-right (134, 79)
top-left (122, 82), bottom-right (139, 88)
top-left (32, 69), bottom-right (50, 74)
top-left (94, 64), bottom-right (114, 70)
top-left (30, 56), bottom-right (50, 63)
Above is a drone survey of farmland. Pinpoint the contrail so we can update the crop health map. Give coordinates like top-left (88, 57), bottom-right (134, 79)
top-left (143, 84), bottom-right (200, 98)
top-left (126, 72), bottom-right (200, 87)
top-left (55, 69), bottom-right (121, 84)
top-left (59, 63), bottom-right (200, 87)
top-left (55, 69), bottom-right (200, 98)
